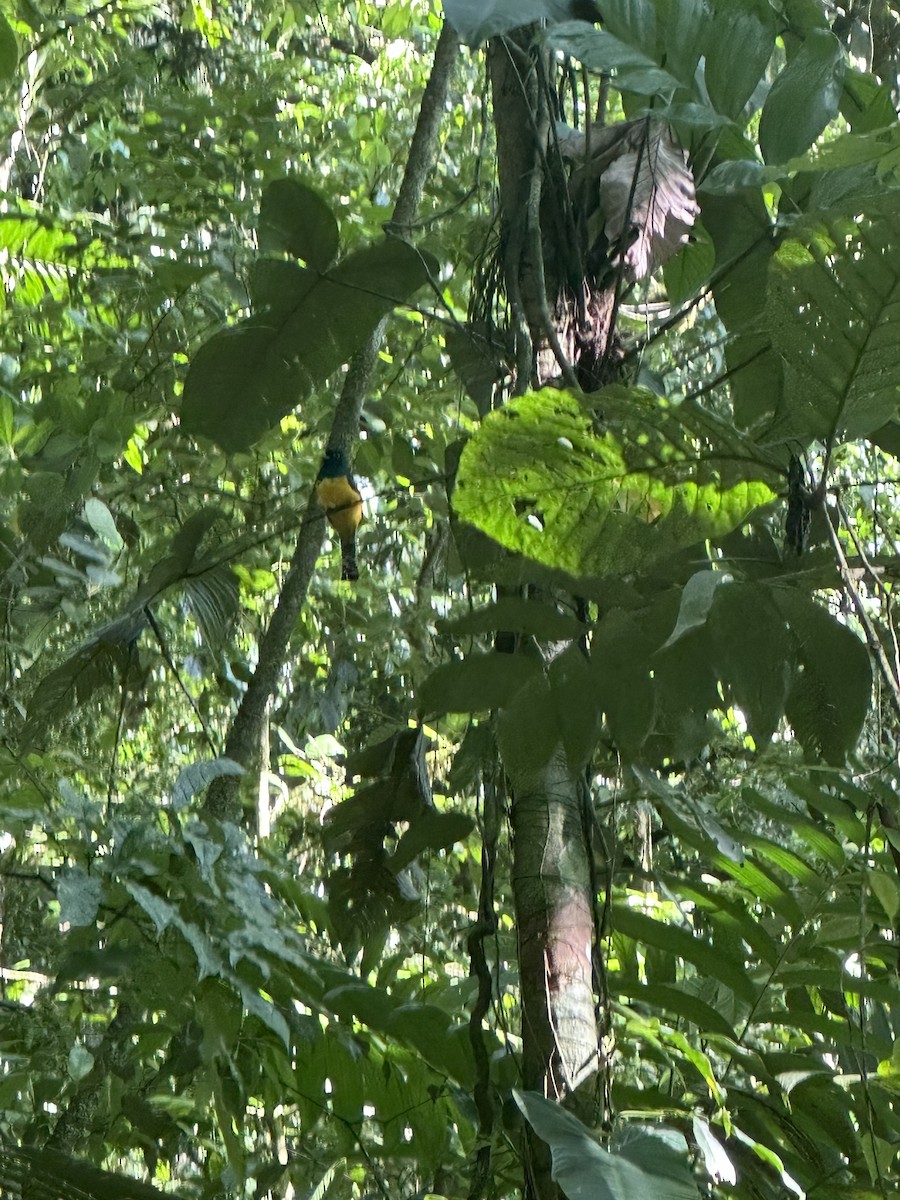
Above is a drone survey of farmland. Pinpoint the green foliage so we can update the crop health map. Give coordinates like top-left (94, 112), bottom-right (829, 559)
top-left (516, 1090), bottom-right (699, 1200)
top-left (766, 216), bottom-right (900, 442)
top-left (3, 1), bottom-right (900, 1198)
top-left (759, 30), bottom-right (845, 164)
top-left (182, 182), bottom-right (436, 450)
top-left (453, 387), bottom-right (777, 579)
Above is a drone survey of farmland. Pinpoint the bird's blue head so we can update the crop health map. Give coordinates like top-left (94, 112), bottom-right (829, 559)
top-left (319, 447), bottom-right (350, 478)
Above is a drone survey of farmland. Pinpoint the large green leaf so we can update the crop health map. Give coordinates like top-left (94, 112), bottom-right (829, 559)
top-left (453, 388), bottom-right (776, 579)
top-left (709, 582), bottom-right (792, 749)
top-left (704, 0), bottom-right (775, 118)
top-left (181, 237), bottom-right (433, 451)
top-left (514, 1091), bottom-right (699, 1200)
top-left (590, 608), bottom-right (656, 757)
top-left (775, 591), bottom-right (871, 763)
top-left (441, 0), bottom-right (584, 46)
top-left (766, 217), bottom-right (900, 442)
top-left (417, 651), bottom-right (541, 715)
top-left (658, 0), bottom-right (710, 89)
top-left (0, 15), bottom-right (18, 83)
top-left (759, 29), bottom-right (845, 164)
top-left (550, 22), bottom-right (680, 97)
top-left (21, 621), bottom-right (140, 749)
top-left (257, 178), bottom-right (338, 268)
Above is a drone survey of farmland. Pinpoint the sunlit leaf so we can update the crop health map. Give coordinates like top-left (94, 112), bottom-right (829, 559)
top-left (454, 388), bottom-right (776, 579)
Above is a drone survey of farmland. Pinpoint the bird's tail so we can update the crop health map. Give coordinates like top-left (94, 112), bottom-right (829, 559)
top-left (341, 538), bottom-right (359, 582)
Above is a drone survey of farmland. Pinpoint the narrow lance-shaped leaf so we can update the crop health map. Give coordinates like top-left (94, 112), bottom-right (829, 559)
top-left (453, 387), bottom-right (777, 579)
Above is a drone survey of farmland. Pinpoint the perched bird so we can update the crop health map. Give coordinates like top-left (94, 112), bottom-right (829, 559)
top-left (316, 447), bottom-right (363, 581)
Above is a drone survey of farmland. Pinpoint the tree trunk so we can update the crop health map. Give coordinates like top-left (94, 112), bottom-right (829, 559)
top-left (488, 28), bottom-right (606, 1200)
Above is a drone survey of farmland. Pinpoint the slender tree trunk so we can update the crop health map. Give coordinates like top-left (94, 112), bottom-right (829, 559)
top-left (488, 28), bottom-right (605, 1200)
top-left (205, 21), bottom-right (460, 822)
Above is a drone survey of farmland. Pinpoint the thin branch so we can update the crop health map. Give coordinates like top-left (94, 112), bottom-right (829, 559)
top-left (824, 500), bottom-right (900, 718)
top-left (204, 21), bottom-right (460, 821)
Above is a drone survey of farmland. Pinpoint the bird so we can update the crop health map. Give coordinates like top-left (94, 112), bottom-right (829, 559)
top-left (315, 447), bottom-right (363, 581)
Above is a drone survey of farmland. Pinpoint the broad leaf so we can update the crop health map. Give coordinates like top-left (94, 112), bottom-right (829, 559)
top-left (514, 1091), bottom-right (699, 1200)
top-left (759, 29), bottom-right (845, 164)
top-left (776, 591), bottom-right (871, 763)
top-left (58, 868), bottom-right (103, 928)
top-left (704, 0), bottom-right (775, 119)
top-left (183, 564), bottom-right (239, 649)
top-left (0, 14), bottom-right (17, 83)
top-left (767, 217), bottom-right (900, 442)
top-left (550, 23), bottom-right (680, 97)
top-left (388, 810), bottom-right (475, 872)
top-left (257, 178), bottom-right (339, 268)
top-left (591, 608), bottom-right (656, 757)
top-left (21, 624), bottom-right (140, 749)
top-left (598, 123), bottom-right (698, 279)
top-left (440, 596), bottom-right (584, 640)
top-left (171, 759), bottom-right (244, 810)
top-left (453, 387), bottom-right (776, 579)
top-left (661, 569), bottom-right (730, 650)
top-left (441, 0), bottom-right (577, 46)
top-left (182, 238), bottom-right (433, 451)
top-left (417, 651), bottom-right (541, 715)
top-left (709, 582), bottom-right (792, 748)
top-left (658, 0), bottom-right (710, 89)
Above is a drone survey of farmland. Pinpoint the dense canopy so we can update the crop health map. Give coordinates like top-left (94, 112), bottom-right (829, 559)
top-left (2, 3), bottom-right (900, 1199)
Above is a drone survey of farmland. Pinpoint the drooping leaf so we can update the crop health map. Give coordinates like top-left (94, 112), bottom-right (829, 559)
top-left (692, 1116), bottom-right (737, 1186)
top-left (388, 810), bottom-right (475, 872)
top-left (439, 596), bottom-right (584, 640)
top-left (550, 22), bottom-right (680, 97)
top-left (613, 906), bottom-right (757, 1002)
top-left (57, 868), bottom-right (103, 928)
top-left (759, 29), bottom-right (845, 164)
top-left (21, 630), bottom-right (139, 749)
top-left (181, 238), bottom-right (434, 451)
top-left (709, 582), bottom-right (792, 748)
top-left (658, 0), bottom-right (710, 88)
top-left (0, 14), bottom-right (18, 83)
top-left (775, 591), bottom-right (872, 763)
top-left (142, 510), bottom-right (225, 597)
top-left (417, 651), bottom-right (541, 715)
top-left (591, 608), bottom-right (656, 757)
top-left (598, 122), bottom-right (699, 279)
top-left (514, 1090), bottom-right (699, 1200)
top-left (548, 643), bottom-right (602, 770)
top-left (496, 672), bottom-right (561, 777)
top-left (442, 0), bottom-right (595, 47)
top-left (660, 569), bottom-right (730, 650)
top-left (83, 497), bottom-right (124, 553)
top-left (171, 759), bottom-right (244, 811)
top-left (453, 387), bottom-right (777, 579)
top-left (182, 564), bottom-right (239, 649)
